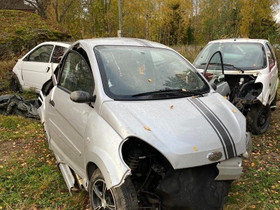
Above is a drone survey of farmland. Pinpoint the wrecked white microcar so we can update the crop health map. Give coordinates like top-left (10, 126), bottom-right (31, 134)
top-left (38, 38), bottom-right (251, 209)
top-left (194, 39), bottom-right (278, 135)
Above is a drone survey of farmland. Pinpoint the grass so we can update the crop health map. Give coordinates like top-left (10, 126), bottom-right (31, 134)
top-left (0, 115), bottom-right (88, 210)
top-left (0, 102), bottom-right (279, 210)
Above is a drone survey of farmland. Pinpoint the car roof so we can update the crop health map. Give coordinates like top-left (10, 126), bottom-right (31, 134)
top-left (39, 41), bottom-right (71, 48)
top-left (208, 38), bottom-right (269, 45)
top-left (74, 37), bottom-right (170, 49)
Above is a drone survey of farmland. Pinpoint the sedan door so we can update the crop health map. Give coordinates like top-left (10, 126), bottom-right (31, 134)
top-left (204, 51), bottom-right (231, 96)
top-left (46, 50), bottom-right (95, 175)
top-left (21, 44), bottom-right (54, 90)
top-left (265, 43), bottom-right (278, 102)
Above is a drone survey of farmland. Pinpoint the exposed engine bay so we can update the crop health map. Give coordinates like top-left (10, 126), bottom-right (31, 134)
top-left (122, 138), bottom-right (231, 210)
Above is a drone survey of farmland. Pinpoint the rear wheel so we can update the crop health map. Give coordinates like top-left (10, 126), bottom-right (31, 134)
top-left (10, 74), bottom-right (22, 92)
top-left (247, 104), bottom-right (271, 135)
top-left (89, 169), bottom-right (138, 210)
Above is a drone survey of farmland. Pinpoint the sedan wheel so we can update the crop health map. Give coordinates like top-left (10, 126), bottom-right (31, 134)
top-left (247, 104), bottom-right (271, 135)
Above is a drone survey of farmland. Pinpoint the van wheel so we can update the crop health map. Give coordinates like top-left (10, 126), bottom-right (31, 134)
top-left (247, 104), bottom-right (271, 135)
top-left (89, 169), bottom-right (138, 210)
top-left (10, 74), bottom-right (22, 93)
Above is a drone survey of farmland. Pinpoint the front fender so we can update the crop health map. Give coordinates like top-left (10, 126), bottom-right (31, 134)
top-left (84, 111), bottom-right (130, 189)
top-left (255, 70), bottom-right (270, 106)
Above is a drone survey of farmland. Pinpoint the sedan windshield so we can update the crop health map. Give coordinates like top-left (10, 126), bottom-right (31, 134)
top-left (194, 42), bottom-right (266, 70)
top-left (94, 46), bottom-right (209, 100)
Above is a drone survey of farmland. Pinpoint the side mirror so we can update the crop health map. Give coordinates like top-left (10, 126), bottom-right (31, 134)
top-left (210, 82), bottom-right (217, 90)
top-left (70, 91), bottom-right (96, 103)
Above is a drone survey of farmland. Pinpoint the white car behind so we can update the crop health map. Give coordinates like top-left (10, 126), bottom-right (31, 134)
top-left (11, 41), bottom-right (70, 92)
top-left (194, 38), bottom-right (279, 134)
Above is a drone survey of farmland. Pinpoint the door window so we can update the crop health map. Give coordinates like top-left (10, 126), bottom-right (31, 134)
top-left (25, 45), bottom-right (53, 62)
top-left (204, 51), bottom-right (224, 83)
top-left (265, 44), bottom-right (276, 69)
top-left (59, 51), bottom-right (94, 94)
top-left (51, 46), bottom-right (67, 63)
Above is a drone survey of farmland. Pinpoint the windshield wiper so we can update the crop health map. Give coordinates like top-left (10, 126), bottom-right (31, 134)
top-left (132, 88), bottom-right (204, 97)
top-left (200, 62), bottom-right (221, 66)
top-left (223, 63), bottom-right (244, 73)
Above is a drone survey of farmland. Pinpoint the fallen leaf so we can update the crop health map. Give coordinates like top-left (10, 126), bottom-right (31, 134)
top-left (148, 79), bottom-right (152, 82)
top-left (40, 186), bottom-right (47, 190)
top-left (170, 105), bottom-right (174, 109)
top-left (144, 126), bottom-right (151, 131)
top-left (251, 162), bottom-right (255, 167)
top-left (193, 146), bottom-right (198, 151)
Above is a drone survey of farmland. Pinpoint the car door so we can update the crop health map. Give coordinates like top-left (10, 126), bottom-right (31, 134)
top-left (21, 44), bottom-right (54, 90)
top-left (204, 51), bottom-right (230, 96)
top-left (265, 43), bottom-right (278, 102)
top-left (45, 45), bottom-right (68, 82)
top-left (47, 50), bottom-right (95, 175)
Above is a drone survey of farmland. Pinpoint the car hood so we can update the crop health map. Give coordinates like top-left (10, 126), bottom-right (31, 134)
top-left (100, 93), bottom-right (247, 169)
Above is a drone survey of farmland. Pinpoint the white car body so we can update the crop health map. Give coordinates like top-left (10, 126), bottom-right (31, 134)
top-left (194, 38), bottom-right (278, 105)
top-left (12, 41), bottom-right (70, 92)
top-left (38, 38), bottom-right (251, 209)
top-left (194, 38), bottom-right (279, 134)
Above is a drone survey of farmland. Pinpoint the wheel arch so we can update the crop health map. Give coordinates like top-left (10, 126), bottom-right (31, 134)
top-left (85, 146), bottom-right (131, 191)
top-left (121, 137), bottom-right (173, 174)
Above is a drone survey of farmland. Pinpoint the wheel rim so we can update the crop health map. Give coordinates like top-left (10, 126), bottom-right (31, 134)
top-left (91, 179), bottom-right (116, 210)
top-left (257, 109), bottom-right (268, 128)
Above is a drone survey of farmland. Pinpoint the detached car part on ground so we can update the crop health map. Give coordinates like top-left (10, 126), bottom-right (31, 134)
top-left (0, 94), bottom-right (39, 119)
top-left (194, 39), bottom-right (279, 135)
top-left (38, 38), bottom-right (251, 210)
top-left (11, 41), bottom-right (70, 93)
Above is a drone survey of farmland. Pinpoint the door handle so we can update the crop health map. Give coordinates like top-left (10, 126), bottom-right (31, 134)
top-left (49, 99), bottom-right (55, 107)
top-left (46, 67), bottom-right (50, 72)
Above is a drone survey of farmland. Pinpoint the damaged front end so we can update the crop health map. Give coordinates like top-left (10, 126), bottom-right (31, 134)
top-left (228, 75), bottom-right (263, 114)
top-left (120, 135), bottom-right (251, 210)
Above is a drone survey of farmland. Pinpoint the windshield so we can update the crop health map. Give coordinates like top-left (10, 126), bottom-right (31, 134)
top-left (194, 42), bottom-right (267, 70)
top-left (95, 46), bottom-right (209, 100)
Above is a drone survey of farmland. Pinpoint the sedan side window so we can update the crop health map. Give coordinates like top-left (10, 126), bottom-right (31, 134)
top-left (265, 44), bottom-right (276, 69)
top-left (59, 51), bottom-right (94, 94)
top-left (25, 45), bottom-right (53, 62)
top-left (51, 46), bottom-right (67, 63)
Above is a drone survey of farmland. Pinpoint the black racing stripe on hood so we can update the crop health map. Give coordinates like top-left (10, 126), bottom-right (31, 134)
top-left (197, 98), bottom-right (237, 156)
top-left (188, 98), bottom-right (228, 159)
top-left (190, 98), bottom-right (236, 159)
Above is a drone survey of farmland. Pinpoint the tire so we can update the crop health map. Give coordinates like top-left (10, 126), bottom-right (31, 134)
top-left (10, 74), bottom-right (22, 93)
top-left (156, 164), bottom-right (231, 210)
top-left (89, 169), bottom-right (138, 210)
top-left (247, 104), bottom-right (271, 135)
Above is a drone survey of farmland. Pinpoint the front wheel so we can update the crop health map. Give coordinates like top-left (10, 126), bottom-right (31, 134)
top-left (89, 169), bottom-right (138, 210)
top-left (247, 104), bottom-right (271, 135)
